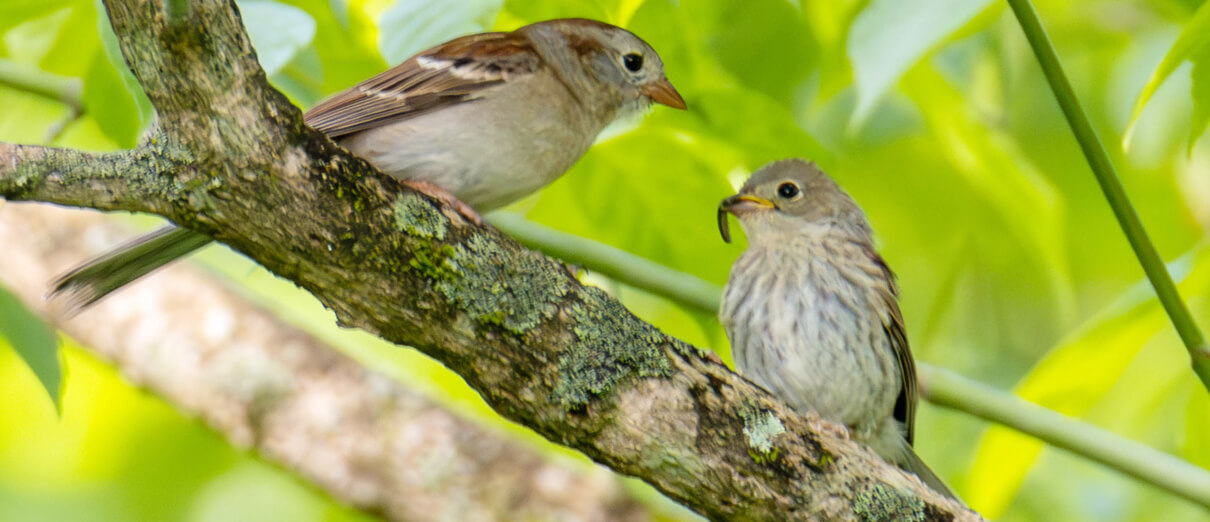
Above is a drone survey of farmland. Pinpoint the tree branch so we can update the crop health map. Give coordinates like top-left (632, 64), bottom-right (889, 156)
top-left (0, 204), bottom-right (651, 522)
top-left (0, 0), bottom-right (977, 519)
top-left (0, 142), bottom-right (184, 212)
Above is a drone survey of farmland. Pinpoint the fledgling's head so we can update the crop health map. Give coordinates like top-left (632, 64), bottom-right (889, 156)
top-left (718, 159), bottom-right (871, 244)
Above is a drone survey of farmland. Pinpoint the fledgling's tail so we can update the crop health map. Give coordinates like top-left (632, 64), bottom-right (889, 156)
top-left (900, 446), bottom-right (963, 504)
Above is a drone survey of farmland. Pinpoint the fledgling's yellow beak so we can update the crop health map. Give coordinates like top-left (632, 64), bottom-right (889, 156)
top-left (718, 194), bottom-right (775, 243)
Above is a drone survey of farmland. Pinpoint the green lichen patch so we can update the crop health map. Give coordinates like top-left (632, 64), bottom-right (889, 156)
top-left (552, 287), bottom-right (673, 409)
top-left (408, 242), bottom-right (460, 280)
top-left (393, 192), bottom-right (447, 240)
top-left (854, 483), bottom-right (928, 522)
top-left (738, 399), bottom-right (785, 463)
top-left (436, 233), bottom-right (570, 334)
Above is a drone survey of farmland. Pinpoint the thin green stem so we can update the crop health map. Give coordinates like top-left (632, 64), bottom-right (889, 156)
top-left (0, 59), bottom-right (82, 109)
top-left (490, 212), bottom-right (1210, 506)
top-left (488, 212), bottom-right (721, 314)
top-left (921, 365), bottom-right (1210, 509)
top-left (1006, 0), bottom-right (1210, 391)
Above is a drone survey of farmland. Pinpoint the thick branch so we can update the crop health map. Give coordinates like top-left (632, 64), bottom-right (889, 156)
top-left (0, 0), bottom-right (978, 519)
top-left (0, 204), bottom-right (649, 522)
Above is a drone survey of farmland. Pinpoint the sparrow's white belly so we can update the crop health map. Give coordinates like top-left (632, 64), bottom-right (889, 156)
top-left (337, 74), bottom-right (603, 212)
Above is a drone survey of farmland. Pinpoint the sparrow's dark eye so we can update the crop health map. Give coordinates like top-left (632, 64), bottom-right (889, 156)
top-left (777, 182), bottom-right (800, 199)
top-left (622, 53), bottom-right (643, 72)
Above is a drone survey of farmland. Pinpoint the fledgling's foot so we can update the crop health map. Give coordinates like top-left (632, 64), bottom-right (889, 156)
top-left (403, 180), bottom-right (483, 226)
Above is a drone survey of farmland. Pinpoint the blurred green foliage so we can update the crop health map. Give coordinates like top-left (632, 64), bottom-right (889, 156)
top-left (2, 0), bottom-right (1210, 520)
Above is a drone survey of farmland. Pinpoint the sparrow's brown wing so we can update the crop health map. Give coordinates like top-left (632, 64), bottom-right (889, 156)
top-left (866, 245), bottom-right (917, 446)
top-left (304, 31), bottom-right (543, 138)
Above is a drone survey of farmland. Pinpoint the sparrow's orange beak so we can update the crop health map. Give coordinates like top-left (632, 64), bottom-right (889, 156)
top-left (718, 194), bottom-right (775, 243)
top-left (644, 78), bottom-right (687, 110)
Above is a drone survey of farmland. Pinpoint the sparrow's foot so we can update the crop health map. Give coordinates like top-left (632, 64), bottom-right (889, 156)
top-left (402, 180), bottom-right (483, 226)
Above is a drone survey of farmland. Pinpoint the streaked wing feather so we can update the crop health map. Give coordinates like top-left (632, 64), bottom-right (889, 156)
top-left (866, 245), bottom-right (917, 446)
top-left (303, 32), bottom-right (542, 138)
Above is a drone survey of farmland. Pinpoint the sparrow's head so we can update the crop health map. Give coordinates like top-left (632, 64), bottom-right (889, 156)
top-left (718, 159), bottom-right (870, 244)
top-left (525, 19), bottom-right (685, 113)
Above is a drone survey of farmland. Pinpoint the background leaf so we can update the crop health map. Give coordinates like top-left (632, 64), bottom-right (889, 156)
top-left (239, 0), bottom-right (318, 76)
top-left (1189, 47), bottom-right (1210, 152)
top-left (0, 285), bottom-right (60, 411)
top-left (377, 0), bottom-right (501, 65)
top-left (847, 0), bottom-right (997, 126)
top-left (1124, 0), bottom-right (1210, 148)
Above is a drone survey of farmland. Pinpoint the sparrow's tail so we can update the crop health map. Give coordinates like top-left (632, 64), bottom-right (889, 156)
top-left (49, 226), bottom-right (213, 313)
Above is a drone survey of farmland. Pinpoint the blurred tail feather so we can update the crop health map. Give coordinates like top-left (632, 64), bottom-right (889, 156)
top-left (48, 226), bottom-right (213, 313)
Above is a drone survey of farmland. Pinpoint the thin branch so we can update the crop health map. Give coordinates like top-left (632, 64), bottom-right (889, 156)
top-left (490, 213), bottom-right (1210, 507)
top-left (0, 59), bottom-right (83, 109)
top-left (919, 365), bottom-right (1210, 509)
top-left (0, 60), bottom-right (84, 143)
top-left (0, 141), bottom-right (187, 213)
top-left (490, 212), bottom-right (721, 314)
top-left (0, 204), bottom-right (652, 522)
top-left (1005, 0), bottom-right (1210, 391)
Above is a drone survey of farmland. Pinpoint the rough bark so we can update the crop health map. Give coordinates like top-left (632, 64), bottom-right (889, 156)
top-left (0, 0), bottom-right (980, 520)
top-left (0, 203), bottom-right (651, 522)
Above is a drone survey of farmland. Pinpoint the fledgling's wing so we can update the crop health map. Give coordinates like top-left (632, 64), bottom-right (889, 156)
top-left (304, 32), bottom-right (544, 138)
top-left (865, 244), bottom-right (917, 446)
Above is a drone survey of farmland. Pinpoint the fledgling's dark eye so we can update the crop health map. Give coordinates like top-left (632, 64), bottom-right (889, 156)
top-left (623, 53), bottom-right (643, 72)
top-left (777, 182), bottom-right (800, 199)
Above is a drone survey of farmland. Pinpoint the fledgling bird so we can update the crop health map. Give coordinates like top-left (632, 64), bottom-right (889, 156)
top-left (717, 159), bottom-right (958, 500)
top-left (51, 18), bottom-right (685, 310)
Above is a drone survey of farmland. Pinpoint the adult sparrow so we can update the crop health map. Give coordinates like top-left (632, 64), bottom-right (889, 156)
top-left (51, 18), bottom-right (685, 309)
top-left (717, 159), bottom-right (958, 500)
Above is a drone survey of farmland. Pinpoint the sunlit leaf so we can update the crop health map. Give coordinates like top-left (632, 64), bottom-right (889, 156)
top-left (0, 285), bottom-right (61, 411)
top-left (847, 0), bottom-right (995, 126)
top-left (239, 0), bottom-right (318, 76)
top-left (499, 0), bottom-right (611, 25)
top-left (703, 0), bottom-right (817, 105)
top-left (965, 247), bottom-right (1210, 517)
top-left (1183, 382), bottom-right (1210, 470)
top-left (94, 0), bottom-right (152, 129)
top-left (328, 0), bottom-right (349, 29)
top-left (270, 46), bottom-right (324, 108)
top-left (83, 45), bottom-right (142, 147)
top-left (1124, 0), bottom-right (1210, 149)
top-left (0, 84), bottom-right (72, 142)
top-left (1189, 47), bottom-right (1210, 154)
top-left (296, 0), bottom-right (385, 94)
top-left (0, 0), bottom-right (79, 33)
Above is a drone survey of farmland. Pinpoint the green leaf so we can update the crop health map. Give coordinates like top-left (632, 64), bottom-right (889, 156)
top-left (0, 285), bottom-right (61, 412)
top-left (703, 0), bottom-right (818, 105)
top-left (964, 247), bottom-right (1210, 517)
top-left (1189, 46), bottom-right (1210, 154)
top-left (94, 0), bottom-right (152, 129)
top-left (0, 0), bottom-right (79, 33)
top-left (82, 46), bottom-right (144, 147)
top-left (499, 0), bottom-right (610, 25)
top-left (377, 0), bottom-right (501, 65)
top-left (270, 46), bottom-right (324, 108)
top-left (847, 0), bottom-right (996, 126)
top-left (239, 0), bottom-right (317, 76)
top-left (1124, 0), bottom-right (1210, 149)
